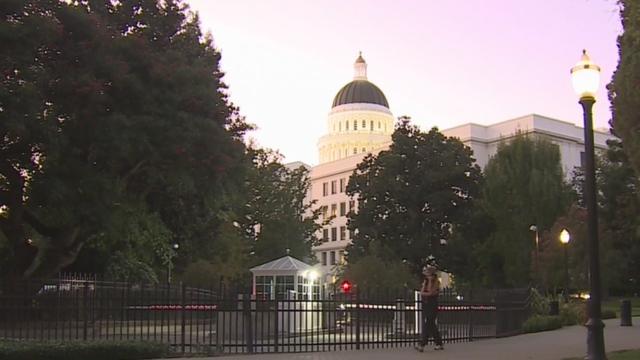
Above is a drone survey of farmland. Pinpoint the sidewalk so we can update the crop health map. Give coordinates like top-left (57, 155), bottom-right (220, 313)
top-left (175, 318), bottom-right (639, 360)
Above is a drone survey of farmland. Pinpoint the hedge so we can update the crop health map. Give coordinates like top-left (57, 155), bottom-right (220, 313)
top-left (522, 315), bottom-right (563, 333)
top-left (0, 340), bottom-right (169, 360)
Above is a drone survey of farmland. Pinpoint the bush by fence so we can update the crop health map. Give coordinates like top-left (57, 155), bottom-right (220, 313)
top-left (0, 340), bottom-right (169, 360)
top-left (522, 315), bottom-right (562, 333)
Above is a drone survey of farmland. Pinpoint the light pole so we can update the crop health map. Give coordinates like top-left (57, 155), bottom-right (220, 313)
top-left (559, 229), bottom-right (571, 303)
top-left (529, 225), bottom-right (539, 282)
top-left (167, 243), bottom-right (179, 285)
top-left (570, 49), bottom-right (605, 360)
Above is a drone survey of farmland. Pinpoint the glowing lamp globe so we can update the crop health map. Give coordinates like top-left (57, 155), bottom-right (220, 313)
top-left (570, 50), bottom-right (601, 99)
top-left (559, 228), bottom-right (571, 245)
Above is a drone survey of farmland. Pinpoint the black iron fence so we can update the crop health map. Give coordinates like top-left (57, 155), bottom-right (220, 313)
top-left (0, 279), bottom-right (530, 354)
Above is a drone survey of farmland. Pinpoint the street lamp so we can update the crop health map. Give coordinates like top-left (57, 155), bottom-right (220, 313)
top-left (559, 229), bottom-right (571, 302)
top-left (167, 243), bottom-right (180, 285)
top-left (529, 225), bottom-right (539, 281)
top-left (570, 49), bottom-right (605, 360)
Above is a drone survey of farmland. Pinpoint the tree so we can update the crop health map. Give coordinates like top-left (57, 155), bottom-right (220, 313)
top-left (240, 149), bottom-right (320, 266)
top-left (609, 0), bottom-right (640, 177)
top-left (537, 204), bottom-right (588, 294)
top-left (345, 119), bottom-right (482, 276)
top-left (341, 243), bottom-right (418, 296)
top-left (479, 134), bottom-right (573, 287)
top-left (0, 0), bottom-right (249, 285)
top-left (598, 140), bottom-right (640, 294)
top-left (571, 140), bottom-right (640, 295)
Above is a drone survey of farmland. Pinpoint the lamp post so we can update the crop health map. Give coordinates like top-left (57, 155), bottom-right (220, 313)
top-left (529, 225), bottom-right (539, 282)
top-left (559, 229), bottom-right (571, 303)
top-left (167, 243), bottom-right (180, 285)
top-left (570, 50), bottom-right (605, 360)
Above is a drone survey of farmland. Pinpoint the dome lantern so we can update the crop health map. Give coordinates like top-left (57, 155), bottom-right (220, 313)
top-left (354, 51), bottom-right (367, 80)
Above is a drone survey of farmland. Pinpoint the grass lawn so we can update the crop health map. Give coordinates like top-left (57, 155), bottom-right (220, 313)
top-left (601, 297), bottom-right (640, 317)
top-left (564, 349), bottom-right (640, 360)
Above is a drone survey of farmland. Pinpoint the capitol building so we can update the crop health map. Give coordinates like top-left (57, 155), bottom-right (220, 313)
top-left (300, 54), bottom-right (615, 276)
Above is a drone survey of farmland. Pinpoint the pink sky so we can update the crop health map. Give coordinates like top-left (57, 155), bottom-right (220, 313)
top-left (187, 0), bottom-right (622, 165)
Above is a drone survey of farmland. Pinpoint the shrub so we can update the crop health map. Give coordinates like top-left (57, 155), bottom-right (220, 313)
top-left (602, 309), bottom-right (617, 319)
top-left (560, 302), bottom-right (587, 326)
top-left (0, 340), bottom-right (170, 360)
top-left (529, 288), bottom-right (550, 316)
top-left (522, 315), bottom-right (562, 333)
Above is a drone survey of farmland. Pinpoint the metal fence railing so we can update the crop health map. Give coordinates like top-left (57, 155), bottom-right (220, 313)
top-left (0, 279), bottom-right (530, 354)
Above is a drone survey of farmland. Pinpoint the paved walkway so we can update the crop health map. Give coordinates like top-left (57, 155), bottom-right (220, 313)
top-left (175, 318), bottom-right (639, 360)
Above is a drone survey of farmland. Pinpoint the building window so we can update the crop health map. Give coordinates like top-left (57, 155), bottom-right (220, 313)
top-left (330, 251), bottom-right (336, 265)
top-left (322, 182), bottom-right (328, 196)
top-left (580, 151), bottom-right (586, 168)
top-left (339, 178), bottom-right (346, 193)
top-left (331, 204), bottom-right (337, 217)
top-left (331, 227), bottom-right (337, 241)
top-left (323, 228), bottom-right (329, 242)
top-left (370, 120), bottom-right (374, 131)
top-left (378, 121), bottom-right (381, 129)
top-left (340, 202), bottom-right (346, 216)
top-left (354, 121), bottom-right (358, 130)
top-left (322, 205), bottom-right (328, 219)
top-left (331, 180), bottom-right (337, 194)
top-left (339, 250), bottom-right (345, 264)
top-left (362, 120), bottom-right (366, 129)
top-left (362, 147), bottom-right (366, 153)
top-left (321, 252), bottom-right (327, 266)
top-left (353, 148), bottom-right (357, 155)
top-left (346, 120), bottom-right (349, 131)
top-left (340, 226), bottom-right (346, 240)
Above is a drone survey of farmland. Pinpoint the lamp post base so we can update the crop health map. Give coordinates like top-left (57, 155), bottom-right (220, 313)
top-left (585, 317), bottom-right (606, 360)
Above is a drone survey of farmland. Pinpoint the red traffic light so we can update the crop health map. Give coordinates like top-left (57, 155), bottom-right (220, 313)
top-left (340, 280), bottom-right (352, 293)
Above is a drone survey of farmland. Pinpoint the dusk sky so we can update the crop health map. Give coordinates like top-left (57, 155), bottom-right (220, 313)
top-left (187, 0), bottom-right (622, 165)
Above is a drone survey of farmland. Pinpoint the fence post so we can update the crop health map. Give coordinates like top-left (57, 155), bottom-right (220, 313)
top-left (181, 283), bottom-right (186, 354)
top-left (243, 294), bottom-right (253, 353)
top-left (468, 289), bottom-right (474, 341)
top-left (355, 289), bottom-right (361, 350)
top-left (274, 299), bottom-right (279, 352)
top-left (83, 282), bottom-right (88, 341)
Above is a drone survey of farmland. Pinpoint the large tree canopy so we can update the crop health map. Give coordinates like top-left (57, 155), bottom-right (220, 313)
top-left (345, 119), bottom-right (482, 276)
top-left (0, 0), bottom-right (249, 284)
top-left (478, 135), bottom-right (573, 287)
top-left (609, 0), bottom-right (640, 176)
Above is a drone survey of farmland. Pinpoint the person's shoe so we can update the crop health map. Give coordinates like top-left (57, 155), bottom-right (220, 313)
top-left (415, 345), bottom-right (424, 352)
top-left (434, 345), bottom-right (444, 350)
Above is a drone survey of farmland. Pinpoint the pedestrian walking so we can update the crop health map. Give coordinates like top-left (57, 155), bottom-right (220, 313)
top-left (416, 265), bottom-right (444, 352)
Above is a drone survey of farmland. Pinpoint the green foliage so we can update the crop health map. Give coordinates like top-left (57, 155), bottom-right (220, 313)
top-left (570, 140), bottom-right (640, 295)
top-left (521, 315), bottom-right (562, 333)
top-left (478, 134), bottom-right (573, 287)
top-left (0, 0), bottom-right (249, 283)
top-left (565, 349), bottom-right (640, 360)
top-left (346, 119), bottom-right (482, 276)
top-left (529, 288), bottom-right (551, 316)
top-left (0, 340), bottom-right (169, 360)
top-left (559, 302), bottom-right (587, 326)
top-left (597, 140), bottom-right (640, 294)
top-left (341, 243), bottom-right (418, 294)
top-left (240, 149), bottom-right (320, 266)
top-left (602, 309), bottom-right (617, 319)
top-left (609, 0), bottom-right (640, 178)
top-left (538, 204), bottom-right (588, 293)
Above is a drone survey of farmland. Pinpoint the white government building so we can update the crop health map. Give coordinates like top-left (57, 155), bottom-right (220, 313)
top-left (296, 54), bottom-right (615, 277)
